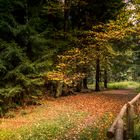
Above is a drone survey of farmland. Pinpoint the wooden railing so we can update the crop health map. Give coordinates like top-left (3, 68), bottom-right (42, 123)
top-left (107, 93), bottom-right (140, 140)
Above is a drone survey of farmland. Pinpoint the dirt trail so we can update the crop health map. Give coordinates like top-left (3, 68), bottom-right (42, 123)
top-left (0, 89), bottom-right (137, 130)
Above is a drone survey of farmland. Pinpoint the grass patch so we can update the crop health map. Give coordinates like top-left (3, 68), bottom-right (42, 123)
top-left (88, 81), bottom-right (140, 91)
top-left (108, 81), bottom-right (140, 90)
top-left (0, 111), bottom-right (86, 140)
top-left (78, 113), bottom-right (115, 140)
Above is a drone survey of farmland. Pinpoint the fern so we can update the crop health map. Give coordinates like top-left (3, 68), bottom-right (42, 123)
top-left (0, 86), bottom-right (23, 98)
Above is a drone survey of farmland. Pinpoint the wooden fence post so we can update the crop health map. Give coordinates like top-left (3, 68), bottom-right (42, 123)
top-left (138, 99), bottom-right (140, 118)
top-left (107, 104), bottom-right (127, 139)
top-left (107, 93), bottom-right (140, 140)
top-left (126, 103), bottom-right (134, 139)
top-left (115, 118), bottom-right (124, 140)
top-left (135, 99), bottom-right (140, 116)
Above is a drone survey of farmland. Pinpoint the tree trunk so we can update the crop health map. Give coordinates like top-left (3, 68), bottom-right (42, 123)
top-left (25, 1), bottom-right (29, 24)
top-left (95, 58), bottom-right (100, 91)
top-left (76, 80), bottom-right (82, 92)
top-left (104, 69), bottom-right (108, 89)
top-left (49, 81), bottom-right (57, 97)
top-left (64, 0), bottom-right (71, 32)
top-left (83, 77), bottom-right (88, 89)
top-left (55, 81), bottom-right (63, 98)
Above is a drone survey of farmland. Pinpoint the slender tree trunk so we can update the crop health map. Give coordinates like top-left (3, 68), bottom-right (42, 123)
top-left (104, 69), bottom-right (108, 89)
top-left (95, 58), bottom-right (100, 91)
top-left (76, 80), bottom-right (82, 92)
top-left (64, 0), bottom-right (71, 32)
top-left (25, 0), bottom-right (29, 24)
top-left (83, 77), bottom-right (88, 89)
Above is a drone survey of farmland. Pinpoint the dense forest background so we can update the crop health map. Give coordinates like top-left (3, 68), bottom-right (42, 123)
top-left (0, 0), bottom-right (140, 115)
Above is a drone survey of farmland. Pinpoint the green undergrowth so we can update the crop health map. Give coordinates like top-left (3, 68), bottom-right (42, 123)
top-left (77, 113), bottom-right (115, 140)
top-left (88, 81), bottom-right (140, 91)
top-left (108, 81), bottom-right (140, 90)
top-left (0, 112), bottom-right (115, 140)
top-left (0, 111), bottom-right (87, 140)
top-left (134, 117), bottom-right (140, 140)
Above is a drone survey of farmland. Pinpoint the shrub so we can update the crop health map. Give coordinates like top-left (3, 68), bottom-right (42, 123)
top-left (4, 111), bottom-right (15, 118)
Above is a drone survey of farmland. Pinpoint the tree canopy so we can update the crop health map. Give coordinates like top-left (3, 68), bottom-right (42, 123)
top-left (0, 0), bottom-right (139, 115)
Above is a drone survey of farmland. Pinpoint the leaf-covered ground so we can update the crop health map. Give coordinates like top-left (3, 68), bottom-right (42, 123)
top-left (0, 89), bottom-right (137, 140)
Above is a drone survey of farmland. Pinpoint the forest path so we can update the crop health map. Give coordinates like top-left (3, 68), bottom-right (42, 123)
top-left (0, 89), bottom-right (137, 138)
